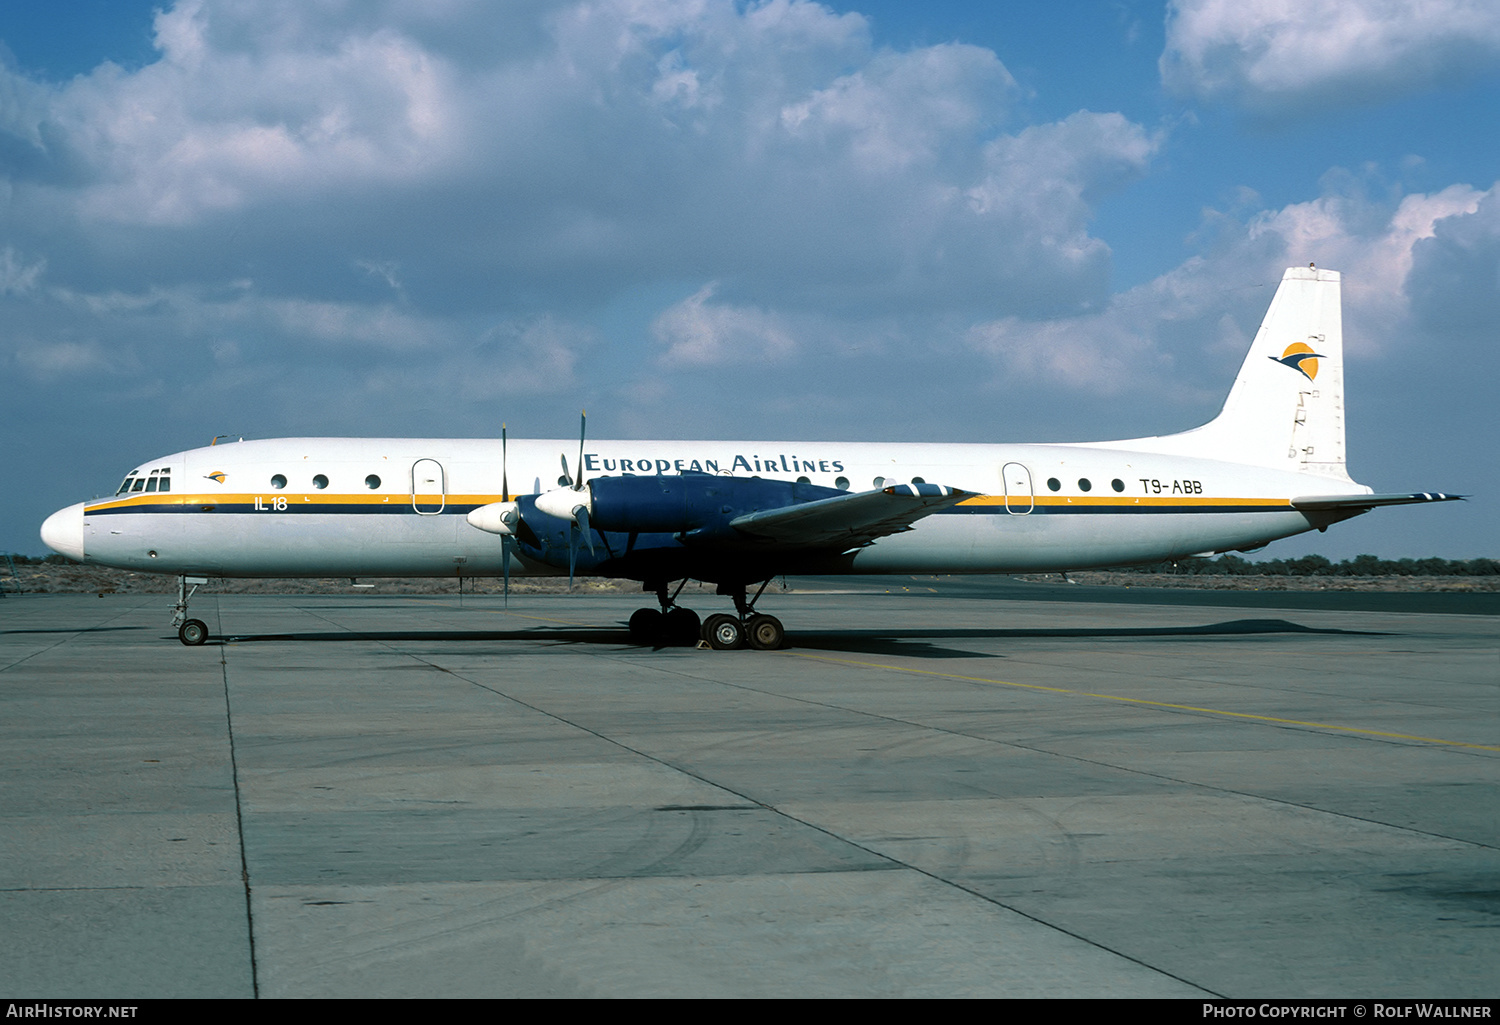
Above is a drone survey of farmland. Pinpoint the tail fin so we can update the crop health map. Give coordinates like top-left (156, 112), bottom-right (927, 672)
top-left (1111, 266), bottom-right (1353, 481)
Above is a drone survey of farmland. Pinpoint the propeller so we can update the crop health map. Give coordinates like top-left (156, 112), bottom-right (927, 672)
top-left (534, 410), bottom-right (594, 588)
top-left (500, 424), bottom-right (511, 605)
top-left (462, 423), bottom-right (522, 606)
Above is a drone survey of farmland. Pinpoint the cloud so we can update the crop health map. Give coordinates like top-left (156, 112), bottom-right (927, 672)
top-left (0, 246), bottom-right (44, 294)
top-left (0, 1), bottom-right (1155, 317)
top-left (1406, 185), bottom-right (1500, 340)
top-left (1244, 180), bottom-right (1486, 351)
top-left (12, 339), bottom-right (124, 380)
top-left (779, 43), bottom-right (1016, 173)
top-left (56, 1), bottom-right (458, 226)
top-left (964, 311), bottom-right (1172, 397)
top-left (1161, 0), bottom-right (1500, 111)
top-left (459, 315), bottom-right (594, 397)
top-left (960, 176), bottom-right (1496, 406)
top-left (652, 283), bottom-right (797, 367)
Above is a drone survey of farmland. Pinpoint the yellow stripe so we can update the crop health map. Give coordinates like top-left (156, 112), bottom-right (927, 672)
top-left (788, 653), bottom-right (1500, 751)
top-left (87, 492), bottom-right (512, 511)
top-left (88, 491), bottom-right (1291, 512)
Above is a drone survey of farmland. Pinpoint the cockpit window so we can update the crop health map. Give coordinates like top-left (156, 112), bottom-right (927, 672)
top-left (118, 468), bottom-right (170, 495)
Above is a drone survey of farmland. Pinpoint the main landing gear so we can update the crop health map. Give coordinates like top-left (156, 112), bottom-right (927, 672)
top-left (628, 578), bottom-right (785, 651)
top-left (173, 575), bottom-right (210, 646)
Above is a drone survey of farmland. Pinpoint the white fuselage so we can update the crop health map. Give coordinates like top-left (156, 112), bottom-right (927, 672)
top-left (51, 435), bottom-right (1354, 579)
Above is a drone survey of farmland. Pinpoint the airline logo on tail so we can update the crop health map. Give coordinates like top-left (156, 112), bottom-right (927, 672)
top-left (1269, 341), bottom-right (1324, 381)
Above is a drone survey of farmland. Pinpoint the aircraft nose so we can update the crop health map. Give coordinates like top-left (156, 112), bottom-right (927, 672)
top-left (41, 502), bottom-right (86, 561)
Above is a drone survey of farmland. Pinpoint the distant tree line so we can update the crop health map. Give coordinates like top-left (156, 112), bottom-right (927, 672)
top-left (1119, 554), bottom-right (1499, 576)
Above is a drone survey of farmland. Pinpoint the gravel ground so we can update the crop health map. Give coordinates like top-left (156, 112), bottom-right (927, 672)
top-left (4, 563), bottom-right (1494, 595)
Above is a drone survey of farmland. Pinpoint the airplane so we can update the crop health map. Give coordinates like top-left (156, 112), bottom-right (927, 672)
top-left (39, 265), bottom-right (1461, 648)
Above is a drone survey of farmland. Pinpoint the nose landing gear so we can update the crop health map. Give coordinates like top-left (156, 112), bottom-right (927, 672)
top-left (173, 575), bottom-right (210, 645)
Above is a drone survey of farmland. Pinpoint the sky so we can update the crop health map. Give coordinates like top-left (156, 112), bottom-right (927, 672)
top-left (2, 0), bottom-right (1496, 560)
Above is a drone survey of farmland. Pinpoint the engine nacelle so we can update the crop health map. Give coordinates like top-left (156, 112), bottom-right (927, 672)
top-left (587, 473), bottom-right (844, 536)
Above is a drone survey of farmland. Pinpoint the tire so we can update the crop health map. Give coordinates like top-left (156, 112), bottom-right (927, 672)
top-left (628, 608), bottom-right (664, 646)
top-left (178, 619), bottom-right (209, 646)
top-left (664, 607), bottom-right (701, 646)
top-left (702, 613), bottom-right (743, 650)
top-left (745, 613), bottom-right (785, 651)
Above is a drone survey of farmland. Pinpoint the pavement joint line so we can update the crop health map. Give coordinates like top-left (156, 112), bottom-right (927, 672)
top-left (289, 595), bottom-right (1496, 752)
top-left (0, 595), bottom-right (158, 673)
top-left (788, 652), bottom-right (1500, 752)
top-left (559, 646), bottom-right (1220, 996)
top-left (214, 597), bottom-right (259, 999)
top-left (666, 656), bottom-right (1499, 854)
top-left (280, 602), bottom-right (1219, 996)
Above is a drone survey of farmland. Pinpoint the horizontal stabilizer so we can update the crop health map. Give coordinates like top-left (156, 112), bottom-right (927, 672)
top-left (1290, 492), bottom-right (1464, 512)
top-left (728, 484), bottom-right (971, 550)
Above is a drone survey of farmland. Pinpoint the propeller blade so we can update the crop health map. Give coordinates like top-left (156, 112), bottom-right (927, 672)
top-left (567, 524), bottom-right (577, 589)
top-left (559, 452), bottom-right (570, 487)
top-left (501, 424), bottom-right (508, 501)
top-left (501, 536), bottom-right (511, 608)
top-left (576, 505), bottom-right (595, 556)
top-left (575, 409), bottom-right (587, 491)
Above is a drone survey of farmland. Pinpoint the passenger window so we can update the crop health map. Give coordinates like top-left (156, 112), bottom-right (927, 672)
top-left (1111, 478), bottom-right (1124, 492)
top-left (873, 477), bottom-right (885, 489)
top-left (796, 476), bottom-right (811, 484)
top-left (365, 475), bottom-right (381, 490)
top-left (835, 476), bottom-right (850, 491)
top-left (271, 474), bottom-right (287, 490)
top-left (1078, 478), bottom-right (1092, 492)
top-left (911, 476), bottom-right (925, 484)
top-left (313, 474), bottom-right (329, 489)
top-left (1047, 478), bottom-right (1060, 492)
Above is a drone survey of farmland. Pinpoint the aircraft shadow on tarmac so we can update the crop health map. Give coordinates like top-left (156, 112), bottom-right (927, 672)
top-left (2, 626), bottom-right (156, 636)
top-left (202, 617), bottom-right (1386, 660)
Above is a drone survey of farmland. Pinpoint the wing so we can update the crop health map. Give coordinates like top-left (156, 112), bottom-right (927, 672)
top-left (725, 483), bottom-right (971, 551)
top-left (1290, 492), bottom-right (1464, 512)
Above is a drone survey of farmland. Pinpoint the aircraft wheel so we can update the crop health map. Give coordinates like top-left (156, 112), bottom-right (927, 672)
top-left (703, 613), bottom-right (743, 650)
top-left (664, 607), bottom-right (701, 646)
top-left (178, 619), bottom-right (209, 646)
top-left (628, 608), bottom-right (664, 645)
top-left (745, 614), bottom-right (785, 651)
